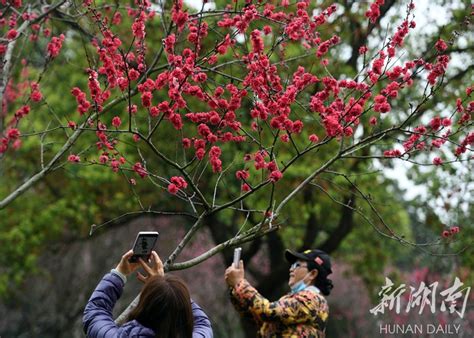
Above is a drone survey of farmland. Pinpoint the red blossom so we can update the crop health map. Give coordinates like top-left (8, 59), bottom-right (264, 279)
top-left (182, 138), bottom-right (191, 148)
top-left (112, 12), bottom-right (122, 25)
top-left (111, 116), bottom-right (121, 128)
top-left (383, 149), bottom-right (402, 157)
top-left (7, 29), bottom-right (18, 40)
top-left (250, 30), bottom-right (264, 54)
top-left (133, 162), bottom-right (148, 178)
top-left (99, 153), bottom-right (109, 164)
top-left (47, 34), bottom-right (65, 58)
top-left (132, 12), bottom-right (146, 39)
top-left (68, 154), bottom-right (81, 163)
top-left (70, 87), bottom-right (90, 115)
top-left (110, 159), bottom-right (120, 172)
top-left (365, 0), bottom-right (384, 24)
top-left (170, 176), bottom-right (188, 189)
top-left (309, 134), bottom-right (319, 143)
top-left (322, 115), bottom-right (343, 137)
top-left (167, 183), bottom-right (179, 194)
top-left (164, 34), bottom-right (176, 53)
top-left (268, 170), bottom-right (283, 183)
top-left (372, 57), bottom-right (385, 75)
top-left (450, 226), bottom-right (460, 234)
top-left (236, 170), bottom-right (250, 180)
top-left (171, 0), bottom-right (189, 31)
top-left (128, 105), bottom-right (138, 114)
top-left (344, 127), bottom-right (353, 137)
top-left (195, 148), bottom-right (205, 160)
top-left (359, 45), bottom-right (368, 54)
top-left (141, 91), bottom-right (152, 107)
top-left (435, 39), bottom-right (448, 52)
top-left (263, 26), bottom-right (272, 35)
top-left (432, 157), bottom-right (443, 166)
top-left (129, 69), bottom-right (140, 81)
top-left (30, 90), bottom-right (42, 102)
top-left (6, 128), bottom-right (20, 140)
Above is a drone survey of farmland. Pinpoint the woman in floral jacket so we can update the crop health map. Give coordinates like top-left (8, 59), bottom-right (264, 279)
top-left (225, 249), bottom-right (333, 338)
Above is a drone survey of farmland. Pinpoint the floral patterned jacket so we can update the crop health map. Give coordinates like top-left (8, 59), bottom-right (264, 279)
top-left (230, 279), bottom-right (329, 338)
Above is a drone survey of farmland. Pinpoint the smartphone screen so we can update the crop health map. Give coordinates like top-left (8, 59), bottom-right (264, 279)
top-left (233, 247), bottom-right (242, 268)
top-left (129, 231), bottom-right (159, 262)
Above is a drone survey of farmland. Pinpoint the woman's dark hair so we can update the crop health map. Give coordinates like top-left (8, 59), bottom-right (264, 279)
top-left (312, 270), bottom-right (334, 296)
top-left (127, 274), bottom-right (193, 338)
top-left (306, 260), bottom-right (334, 296)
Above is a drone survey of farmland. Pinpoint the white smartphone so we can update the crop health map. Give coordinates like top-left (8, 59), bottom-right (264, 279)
top-left (129, 231), bottom-right (159, 263)
top-left (233, 247), bottom-right (242, 268)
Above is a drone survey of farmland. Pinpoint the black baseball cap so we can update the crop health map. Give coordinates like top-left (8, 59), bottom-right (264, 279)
top-left (285, 249), bottom-right (332, 275)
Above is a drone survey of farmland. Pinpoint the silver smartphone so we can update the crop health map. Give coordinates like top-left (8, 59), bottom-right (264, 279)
top-left (129, 231), bottom-right (159, 263)
top-left (233, 247), bottom-right (242, 268)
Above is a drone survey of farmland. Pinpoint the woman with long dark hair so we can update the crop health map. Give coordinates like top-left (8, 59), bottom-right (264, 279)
top-left (225, 248), bottom-right (333, 337)
top-left (83, 250), bottom-right (213, 338)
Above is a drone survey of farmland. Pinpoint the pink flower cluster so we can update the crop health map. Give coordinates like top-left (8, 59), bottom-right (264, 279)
top-left (46, 34), bottom-right (65, 58)
top-left (171, 0), bottom-right (188, 32)
top-left (365, 0), bottom-right (385, 24)
top-left (250, 30), bottom-right (264, 54)
top-left (427, 55), bottom-right (450, 85)
top-left (68, 154), bottom-right (80, 163)
top-left (317, 36), bottom-right (340, 58)
top-left (131, 11), bottom-right (146, 39)
top-left (30, 82), bottom-right (42, 102)
top-left (167, 176), bottom-right (188, 194)
top-left (187, 19), bottom-right (208, 47)
top-left (111, 116), bottom-right (121, 128)
top-left (383, 149), bottom-right (402, 158)
top-left (442, 226), bottom-right (460, 238)
top-left (133, 162), bottom-right (148, 178)
top-left (245, 150), bottom-right (284, 184)
top-left (209, 146), bottom-right (222, 173)
top-left (87, 69), bottom-right (109, 107)
top-left (6, 28), bottom-right (18, 40)
top-left (71, 87), bottom-right (91, 115)
top-left (435, 39), bottom-right (448, 52)
top-left (310, 77), bottom-right (371, 138)
top-left (373, 94), bottom-right (391, 113)
top-left (0, 127), bottom-right (22, 154)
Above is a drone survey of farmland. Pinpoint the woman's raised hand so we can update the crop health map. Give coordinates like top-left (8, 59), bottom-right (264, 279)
top-left (115, 250), bottom-right (141, 276)
top-left (225, 260), bottom-right (245, 288)
top-left (137, 251), bottom-right (164, 283)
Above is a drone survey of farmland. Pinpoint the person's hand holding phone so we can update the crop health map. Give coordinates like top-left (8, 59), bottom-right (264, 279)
top-left (137, 251), bottom-right (164, 283)
top-left (116, 250), bottom-right (141, 276)
top-left (225, 260), bottom-right (245, 288)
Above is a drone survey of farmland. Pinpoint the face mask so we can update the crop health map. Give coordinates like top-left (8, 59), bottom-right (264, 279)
top-left (290, 272), bottom-right (311, 294)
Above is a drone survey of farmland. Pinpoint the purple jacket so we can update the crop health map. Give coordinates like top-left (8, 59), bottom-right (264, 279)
top-left (83, 272), bottom-right (213, 338)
